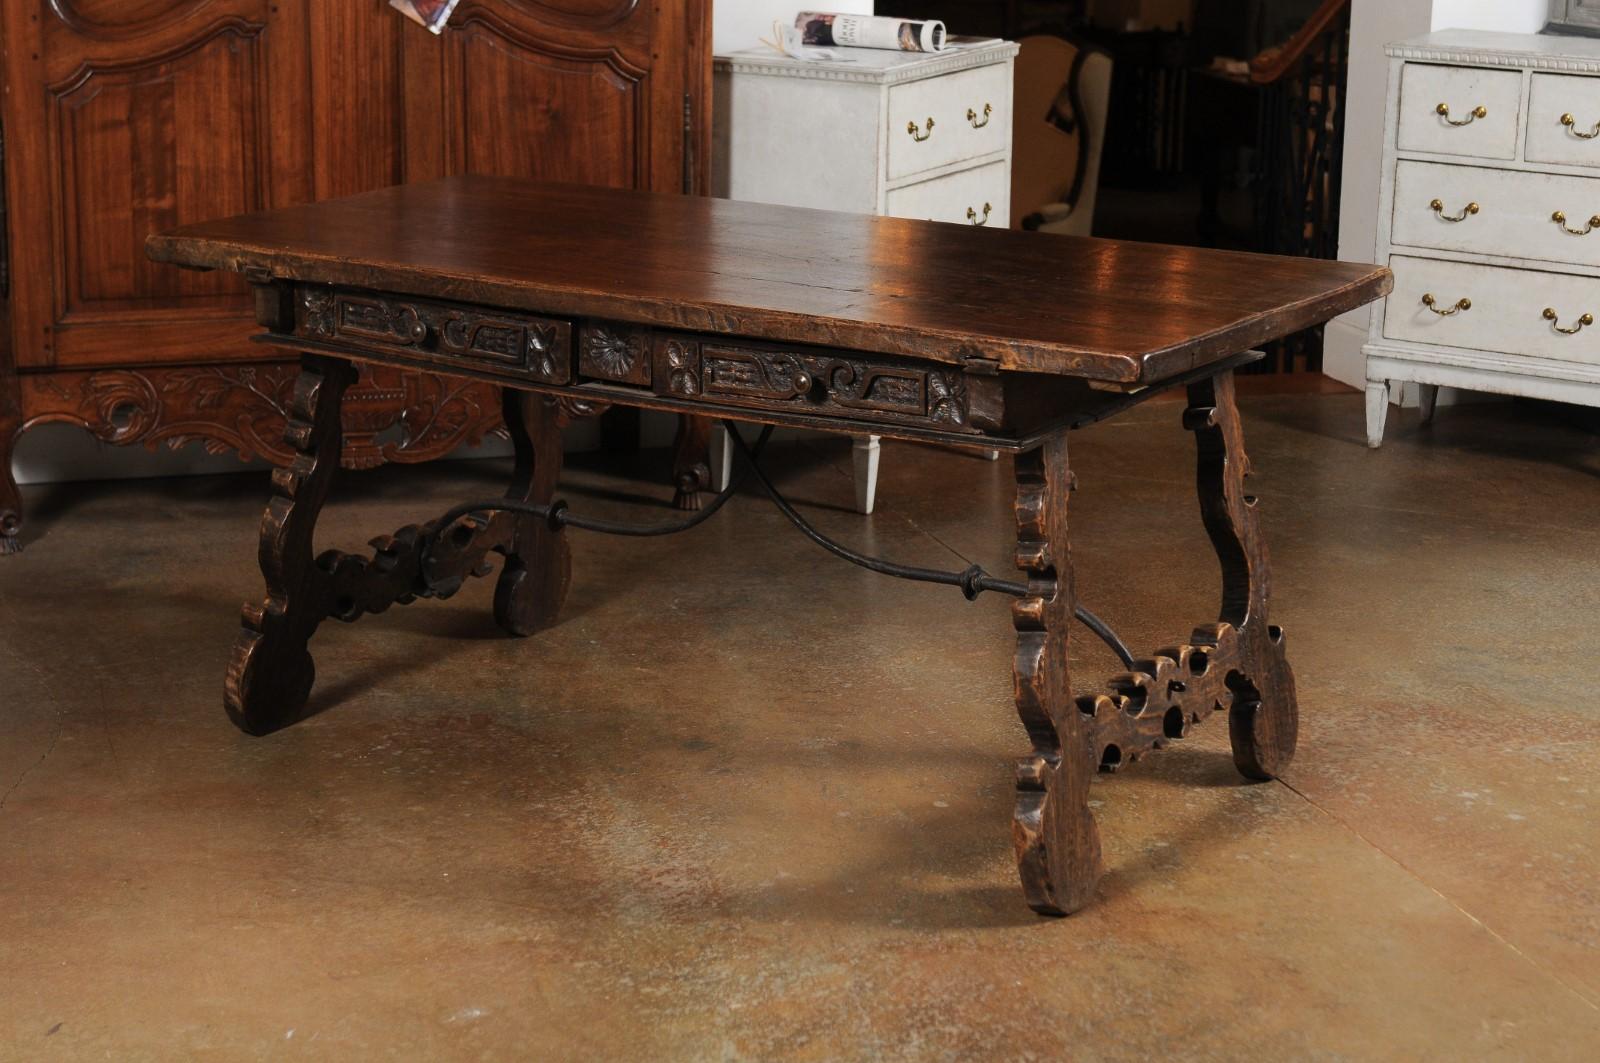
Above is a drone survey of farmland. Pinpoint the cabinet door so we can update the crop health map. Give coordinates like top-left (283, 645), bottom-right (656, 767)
top-left (1, 0), bottom-right (314, 370)
top-left (420, 0), bottom-right (710, 194)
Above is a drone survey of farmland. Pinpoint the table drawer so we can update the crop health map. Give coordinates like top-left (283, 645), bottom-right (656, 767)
top-left (651, 334), bottom-right (1000, 433)
top-left (1396, 63), bottom-right (1520, 160)
top-left (1526, 73), bottom-right (1600, 168)
top-left (884, 161), bottom-right (1009, 227)
top-left (291, 285), bottom-right (574, 383)
top-left (1383, 255), bottom-right (1600, 366)
top-left (1392, 160), bottom-right (1600, 268)
top-left (886, 62), bottom-right (1010, 181)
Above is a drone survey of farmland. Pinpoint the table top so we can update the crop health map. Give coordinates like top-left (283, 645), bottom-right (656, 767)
top-left (147, 176), bottom-right (1391, 386)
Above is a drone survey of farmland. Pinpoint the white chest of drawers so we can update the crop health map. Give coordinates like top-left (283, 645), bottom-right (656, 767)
top-left (713, 40), bottom-right (1018, 224)
top-left (1365, 29), bottom-right (1600, 446)
top-left (711, 39), bottom-right (1019, 509)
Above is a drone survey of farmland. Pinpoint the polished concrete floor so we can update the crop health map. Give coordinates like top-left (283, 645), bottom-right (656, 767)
top-left (2, 390), bottom-right (1598, 1060)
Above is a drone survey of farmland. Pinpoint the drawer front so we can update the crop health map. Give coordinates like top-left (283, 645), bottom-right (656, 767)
top-left (1383, 255), bottom-right (1600, 366)
top-left (1396, 63), bottom-right (1521, 160)
top-left (293, 286), bottom-right (574, 383)
top-left (884, 161), bottom-right (1010, 227)
top-left (1526, 73), bottom-right (1600, 168)
top-left (650, 334), bottom-right (1000, 433)
top-left (1391, 160), bottom-right (1600, 268)
top-left (886, 63), bottom-right (1010, 181)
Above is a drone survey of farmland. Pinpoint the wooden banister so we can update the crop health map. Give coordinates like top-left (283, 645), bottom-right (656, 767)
top-left (1249, 0), bottom-right (1351, 85)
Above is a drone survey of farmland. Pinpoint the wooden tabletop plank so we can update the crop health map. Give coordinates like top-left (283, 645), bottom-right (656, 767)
top-left (147, 175), bottom-right (1391, 384)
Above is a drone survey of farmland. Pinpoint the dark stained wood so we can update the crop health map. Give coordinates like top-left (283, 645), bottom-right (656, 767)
top-left (1011, 434), bottom-right (1104, 916)
top-left (226, 354), bottom-right (570, 734)
top-left (0, 0), bottom-right (711, 549)
top-left (154, 180), bottom-right (1376, 914)
top-left (147, 176), bottom-right (1393, 386)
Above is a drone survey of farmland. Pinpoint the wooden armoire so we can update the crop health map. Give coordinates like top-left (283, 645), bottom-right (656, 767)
top-left (0, 0), bottom-right (712, 552)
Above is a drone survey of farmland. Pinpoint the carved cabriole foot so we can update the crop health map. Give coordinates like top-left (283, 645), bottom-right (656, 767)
top-left (226, 358), bottom-right (571, 735)
top-left (0, 424), bottom-right (20, 555)
top-left (671, 415), bottom-right (713, 511)
top-left (1011, 434), bottom-right (1104, 916)
top-left (1185, 370), bottom-right (1298, 780)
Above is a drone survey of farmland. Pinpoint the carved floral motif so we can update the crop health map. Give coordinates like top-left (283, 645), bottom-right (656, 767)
top-left (664, 339), bottom-right (700, 396)
top-left (579, 324), bottom-right (650, 384)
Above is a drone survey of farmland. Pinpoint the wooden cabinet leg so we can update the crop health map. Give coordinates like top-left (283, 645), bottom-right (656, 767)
top-left (1186, 370), bottom-right (1298, 781)
top-left (1011, 434), bottom-right (1104, 916)
top-left (0, 422), bottom-right (20, 557)
top-left (1417, 383), bottom-right (1439, 425)
top-left (851, 436), bottom-right (880, 514)
top-left (493, 390), bottom-right (571, 637)
top-left (1365, 380), bottom-right (1390, 448)
top-left (225, 355), bottom-right (357, 736)
top-left (671, 414), bottom-right (712, 511)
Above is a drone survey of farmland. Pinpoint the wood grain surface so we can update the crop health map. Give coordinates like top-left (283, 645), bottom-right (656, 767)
top-left (148, 176), bottom-right (1391, 385)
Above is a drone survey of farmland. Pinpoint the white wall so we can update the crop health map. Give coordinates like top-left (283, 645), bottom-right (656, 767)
top-left (1324, 0), bottom-right (1549, 395)
top-left (714, 1), bottom-right (874, 54)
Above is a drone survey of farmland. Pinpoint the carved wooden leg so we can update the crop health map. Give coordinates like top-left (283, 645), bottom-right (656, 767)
top-left (225, 355), bottom-right (357, 735)
top-left (493, 390), bottom-right (571, 637)
top-left (0, 420), bottom-right (21, 556)
top-left (1011, 434), bottom-right (1104, 916)
top-left (1185, 370), bottom-right (1298, 781)
top-left (0, 365), bottom-right (22, 555)
top-left (671, 414), bottom-right (713, 511)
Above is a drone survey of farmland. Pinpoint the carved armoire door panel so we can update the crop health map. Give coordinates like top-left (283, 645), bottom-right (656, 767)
top-left (1, 0), bottom-right (314, 370)
top-left (433, 0), bottom-right (710, 193)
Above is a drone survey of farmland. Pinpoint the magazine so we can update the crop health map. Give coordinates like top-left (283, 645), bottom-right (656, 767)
top-left (388, 0), bottom-right (461, 34)
top-left (795, 12), bottom-right (948, 53)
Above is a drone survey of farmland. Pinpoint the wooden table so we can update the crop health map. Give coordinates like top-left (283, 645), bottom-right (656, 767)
top-left (148, 176), bottom-right (1389, 916)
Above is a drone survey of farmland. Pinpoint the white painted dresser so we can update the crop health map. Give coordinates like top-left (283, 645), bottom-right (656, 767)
top-left (1365, 29), bottom-right (1600, 446)
top-left (712, 40), bottom-right (1019, 510)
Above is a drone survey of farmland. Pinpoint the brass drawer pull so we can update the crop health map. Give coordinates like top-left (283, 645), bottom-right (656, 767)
top-left (1552, 209), bottom-right (1600, 235)
top-left (1421, 293), bottom-right (1470, 316)
top-left (1543, 307), bottom-right (1594, 334)
top-left (967, 202), bottom-right (992, 226)
top-left (1430, 198), bottom-right (1479, 222)
top-left (1436, 102), bottom-right (1486, 126)
top-left (1561, 112), bottom-right (1600, 139)
top-left (907, 117), bottom-right (934, 142)
top-left (967, 103), bottom-right (992, 128)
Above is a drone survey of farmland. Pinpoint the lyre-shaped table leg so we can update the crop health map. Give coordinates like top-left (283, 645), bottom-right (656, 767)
top-left (493, 390), bottom-right (571, 636)
top-left (1185, 370), bottom-right (1299, 780)
top-left (225, 355), bottom-right (356, 735)
top-left (1011, 434), bottom-right (1105, 916)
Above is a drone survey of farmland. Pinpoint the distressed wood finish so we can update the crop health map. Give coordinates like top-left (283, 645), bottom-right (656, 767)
top-left (1011, 435), bottom-right (1104, 916)
top-left (0, 1), bottom-right (713, 549)
top-left (152, 179), bottom-right (1388, 914)
top-left (226, 356), bottom-right (570, 734)
top-left (147, 177), bottom-right (1393, 385)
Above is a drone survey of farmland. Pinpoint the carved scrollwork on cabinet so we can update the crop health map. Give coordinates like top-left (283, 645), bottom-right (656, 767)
top-left (19, 363), bottom-right (507, 469)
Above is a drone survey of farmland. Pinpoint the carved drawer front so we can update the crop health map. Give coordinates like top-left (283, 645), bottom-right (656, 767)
top-left (1383, 254), bottom-right (1600, 367)
top-left (1392, 160), bottom-right (1600, 268)
top-left (886, 62), bottom-right (1012, 181)
top-left (1527, 74), bottom-right (1600, 168)
top-left (884, 161), bottom-right (1010, 228)
top-left (578, 323), bottom-right (653, 386)
top-left (294, 287), bottom-right (574, 384)
top-left (1396, 63), bottom-right (1520, 160)
top-left (651, 335), bottom-right (997, 432)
